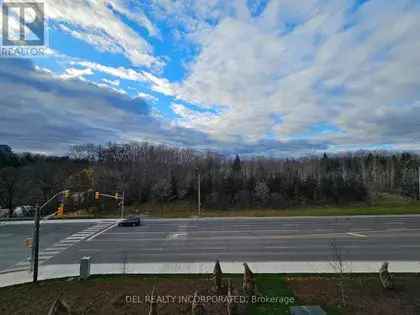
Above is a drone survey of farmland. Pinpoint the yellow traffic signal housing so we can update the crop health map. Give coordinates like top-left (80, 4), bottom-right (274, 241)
top-left (95, 192), bottom-right (100, 200)
top-left (57, 204), bottom-right (64, 216)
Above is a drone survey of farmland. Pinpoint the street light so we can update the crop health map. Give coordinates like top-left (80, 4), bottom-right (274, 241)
top-left (32, 190), bottom-right (70, 283)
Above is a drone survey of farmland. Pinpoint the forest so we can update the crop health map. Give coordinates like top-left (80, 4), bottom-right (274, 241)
top-left (0, 143), bottom-right (419, 217)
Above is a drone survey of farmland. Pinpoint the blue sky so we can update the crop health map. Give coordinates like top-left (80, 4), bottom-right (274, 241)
top-left (0, 0), bottom-right (420, 156)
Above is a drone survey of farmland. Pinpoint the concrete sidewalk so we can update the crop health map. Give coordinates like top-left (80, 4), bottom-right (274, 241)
top-left (2, 261), bottom-right (420, 288)
top-left (3, 214), bottom-right (420, 225)
top-left (0, 219), bottom-right (118, 226)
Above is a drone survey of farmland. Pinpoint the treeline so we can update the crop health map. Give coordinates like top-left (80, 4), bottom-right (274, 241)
top-left (0, 145), bottom-right (87, 216)
top-left (0, 143), bottom-right (419, 216)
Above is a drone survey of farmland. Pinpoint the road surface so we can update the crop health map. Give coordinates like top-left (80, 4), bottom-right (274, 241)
top-left (1, 215), bottom-right (420, 272)
top-left (0, 220), bottom-right (116, 272)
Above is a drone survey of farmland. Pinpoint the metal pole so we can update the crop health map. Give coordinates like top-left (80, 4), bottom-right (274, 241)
top-left (121, 191), bottom-right (125, 219)
top-left (32, 205), bottom-right (40, 283)
top-left (198, 172), bottom-right (201, 216)
top-left (418, 166), bottom-right (420, 201)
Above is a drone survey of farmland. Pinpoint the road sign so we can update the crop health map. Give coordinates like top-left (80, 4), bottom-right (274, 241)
top-left (24, 238), bottom-right (32, 248)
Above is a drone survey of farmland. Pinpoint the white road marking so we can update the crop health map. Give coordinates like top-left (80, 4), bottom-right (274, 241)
top-left (167, 232), bottom-right (188, 240)
top-left (108, 229), bottom-right (300, 235)
top-left (3, 221), bottom-right (118, 272)
top-left (40, 251), bottom-right (60, 254)
top-left (59, 239), bottom-right (79, 243)
top-left (48, 245), bottom-right (71, 250)
top-left (347, 232), bottom-right (368, 238)
top-left (86, 222), bottom-right (119, 241)
top-left (65, 236), bottom-right (87, 240)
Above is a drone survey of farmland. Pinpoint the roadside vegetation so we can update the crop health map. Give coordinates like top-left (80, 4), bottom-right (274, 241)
top-left (55, 195), bottom-right (420, 219)
top-left (1, 143), bottom-right (419, 219)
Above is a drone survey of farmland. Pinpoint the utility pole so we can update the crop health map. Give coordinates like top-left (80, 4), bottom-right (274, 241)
top-left (32, 205), bottom-right (40, 283)
top-left (121, 191), bottom-right (125, 219)
top-left (418, 166), bottom-right (420, 201)
top-left (196, 168), bottom-right (201, 216)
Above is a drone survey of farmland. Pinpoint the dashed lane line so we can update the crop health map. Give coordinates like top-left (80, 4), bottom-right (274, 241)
top-left (86, 222), bottom-right (119, 241)
top-left (347, 232), bottom-right (368, 238)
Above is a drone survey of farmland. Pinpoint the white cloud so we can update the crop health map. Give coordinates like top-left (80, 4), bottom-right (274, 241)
top-left (0, 58), bottom-right (327, 156)
top-left (46, 0), bottom-right (162, 68)
top-left (60, 67), bottom-right (93, 80)
top-left (102, 78), bottom-right (120, 87)
top-left (75, 61), bottom-right (176, 96)
top-left (171, 103), bottom-right (221, 134)
top-left (174, 0), bottom-right (420, 148)
top-left (3, 0), bottom-right (420, 154)
top-left (137, 92), bottom-right (158, 103)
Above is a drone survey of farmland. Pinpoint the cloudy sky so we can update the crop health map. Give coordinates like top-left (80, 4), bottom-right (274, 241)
top-left (0, 0), bottom-right (419, 156)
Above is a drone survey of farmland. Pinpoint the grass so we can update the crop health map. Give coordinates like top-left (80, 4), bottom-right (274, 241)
top-left (53, 194), bottom-right (420, 219)
top-left (248, 275), bottom-right (296, 315)
top-left (247, 275), bottom-right (343, 315)
top-left (127, 197), bottom-right (420, 219)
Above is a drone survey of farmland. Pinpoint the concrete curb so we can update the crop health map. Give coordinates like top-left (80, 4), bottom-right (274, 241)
top-left (143, 214), bottom-right (420, 222)
top-left (1, 261), bottom-right (420, 288)
top-left (0, 219), bottom-right (119, 226)
top-left (3, 214), bottom-right (420, 225)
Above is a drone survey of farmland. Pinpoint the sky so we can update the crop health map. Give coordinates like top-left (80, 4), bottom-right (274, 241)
top-left (0, 0), bottom-right (419, 156)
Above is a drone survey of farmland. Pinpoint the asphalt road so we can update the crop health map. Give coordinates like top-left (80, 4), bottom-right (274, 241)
top-left (0, 220), bottom-right (115, 272)
top-left (29, 215), bottom-right (420, 265)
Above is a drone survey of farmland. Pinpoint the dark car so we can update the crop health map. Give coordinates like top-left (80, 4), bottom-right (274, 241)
top-left (118, 216), bottom-right (141, 227)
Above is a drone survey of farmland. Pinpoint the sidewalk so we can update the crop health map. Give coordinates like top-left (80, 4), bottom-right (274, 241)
top-left (4, 214), bottom-right (420, 225)
top-left (2, 261), bottom-right (420, 288)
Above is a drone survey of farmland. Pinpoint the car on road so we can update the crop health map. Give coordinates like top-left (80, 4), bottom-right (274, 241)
top-left (13, 205), bottom-right (36, 217)
top-left (118, 216), bottom-right (141, 227)
top-left (0, 209), bottom-right (9, 218)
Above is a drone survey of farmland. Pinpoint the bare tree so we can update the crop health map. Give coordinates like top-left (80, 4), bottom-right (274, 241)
top-left (0, 167), bottom-right (20, 217)
top-left (329, 239), bottom-right (348, 307)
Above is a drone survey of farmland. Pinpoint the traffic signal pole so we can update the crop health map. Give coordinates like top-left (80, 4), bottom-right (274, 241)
top-left (95, 191), bottom-right (125, 218)
top-left (121, 191), bottom-right (125, 219)
top-left (418, 166), bottom-right (420, 201)
top-left (31, 190), bottom-right (70, 283)
top-left (32, 205), bottom-right (40, 283)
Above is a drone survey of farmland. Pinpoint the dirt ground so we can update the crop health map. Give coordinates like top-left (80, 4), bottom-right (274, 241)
top-left (287, 275), bottom-right (420, 315)
top-left (0, 275), bottom-right (244, 315)
top-left (2, 274), bottom-right (420, 315)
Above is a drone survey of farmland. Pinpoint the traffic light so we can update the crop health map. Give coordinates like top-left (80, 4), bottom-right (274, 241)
top-left (115, 193), bottom-right (119, 199)
top-left (95, 192), bottom-right (100, 200)
top-left (57, 204), bottom-right (64, 216)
